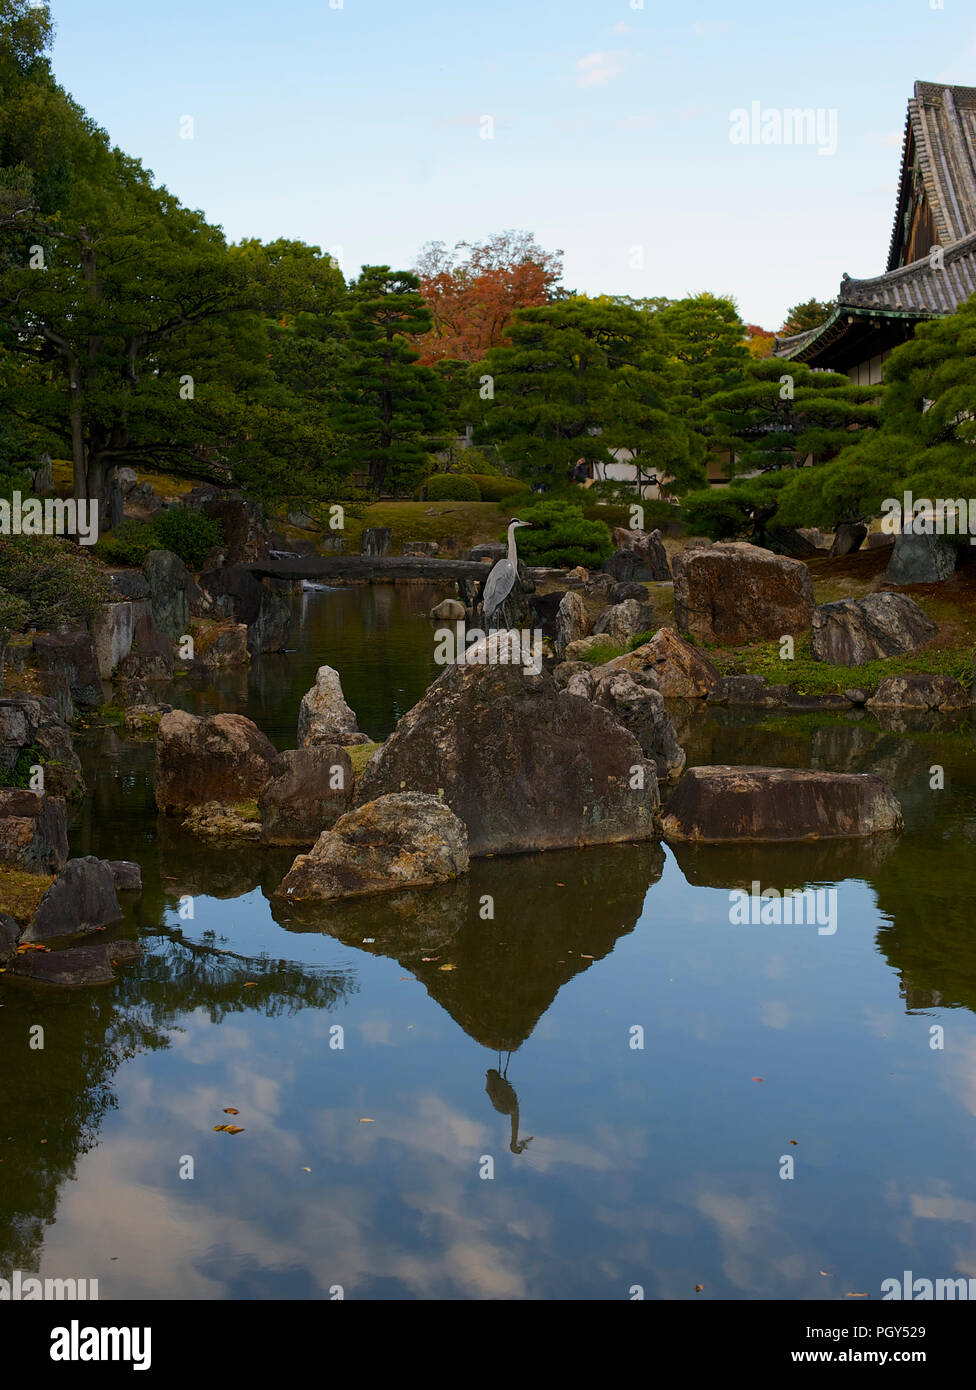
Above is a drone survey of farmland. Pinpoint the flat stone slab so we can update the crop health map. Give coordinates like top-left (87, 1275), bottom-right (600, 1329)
top-left (7, 939), bottom-right (142, 986)
top-left (661, 765), bottom-right (903, 843)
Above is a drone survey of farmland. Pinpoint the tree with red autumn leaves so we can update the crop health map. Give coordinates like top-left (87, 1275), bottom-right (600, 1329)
top-left (412, 230), bottom-right (563, 364)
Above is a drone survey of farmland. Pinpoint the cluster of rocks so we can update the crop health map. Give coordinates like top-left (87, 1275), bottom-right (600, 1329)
top-left (0, 845), bottom-right (143, 986)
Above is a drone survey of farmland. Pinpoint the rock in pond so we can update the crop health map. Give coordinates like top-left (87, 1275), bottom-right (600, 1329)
top-left (276, 792), bottom-right (469, 901)
top-left (660, 766), bottom-right (903, 843)
top-left (866, 674), bottom-right (969, 712)
top-left (357, 633), bottom-right (660, 856)
top-left (155, 711), bottom-right (278, 815)
top-left (7, 939), bottom-right (142, 986)
top-left (566, 667), bottom-right (685, 780)
top-left (22, 856), bottom-right (124, 943)
top-left (298, 666), bottom-right (370, 747)
top-left (0, 789), bottom-right (68, 874)
top-left (259, 746), bottom-right (355, 845)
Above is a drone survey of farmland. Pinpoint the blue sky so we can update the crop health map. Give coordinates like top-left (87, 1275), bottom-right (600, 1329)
top-left (47, 0), bottom-right (976, 328)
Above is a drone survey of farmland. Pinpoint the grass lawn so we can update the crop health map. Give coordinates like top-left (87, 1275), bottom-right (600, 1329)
top-left (335, 501), bottom-right (512, 556)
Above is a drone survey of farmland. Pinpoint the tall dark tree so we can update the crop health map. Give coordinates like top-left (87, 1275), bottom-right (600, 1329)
top-left (474, 297), bottom-right (699, 493)
top-left (332, 267), bottom-right (446, 494)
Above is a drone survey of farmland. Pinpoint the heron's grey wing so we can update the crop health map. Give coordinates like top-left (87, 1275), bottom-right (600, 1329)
top-left (481, 559), bottom-right (516, 618)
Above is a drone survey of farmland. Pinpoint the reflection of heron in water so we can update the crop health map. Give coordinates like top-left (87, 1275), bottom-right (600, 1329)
top-left (485, 1052), bottom-right (533, 1154)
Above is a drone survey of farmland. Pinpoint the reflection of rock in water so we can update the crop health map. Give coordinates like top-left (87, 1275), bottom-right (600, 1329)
top-left (272, 841), bottom-right (665, 1051)
top-left (669, 834), bottom-right (900, 890)
top-left (156, 816), bottom-right (294, 901)
top-left (872, 707), bottom-right (969, 737)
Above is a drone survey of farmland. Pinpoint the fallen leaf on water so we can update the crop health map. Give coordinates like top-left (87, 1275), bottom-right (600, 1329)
top-left (820, 1271), bottom-right (831, 1277)
top-left (223, 1108), bottom-right (239, 1115)
top-left (421, 957), bottom-right (439, 962)
top-left (789, 1139), bottom-right (798, 1145)
top-left (214, 1125), bottom-right (229, 1132)
top-left (580, 954), bottom-right (594, 959)
top-left (224, 1125), bottom-right (244, 1135)
top-left (439, 964), bottom-right (456, 971)
top-left (303, 1167), bottom-right (311, 1172)
top-left (243, 982), bottom-right (257, 988)
top-left (751, 1077), bottom-right (764, 1082)
top-left (556, 883), bottom-right (565, 887)
top-left (695, 1284), bottom-right (703, 1293)
top-left (359, 1118), bottom-right (374, 1123)
top-left (845, 1292), bottom-right (869, 1298)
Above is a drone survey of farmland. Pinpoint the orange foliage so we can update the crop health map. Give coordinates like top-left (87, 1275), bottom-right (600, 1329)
top-left (413, 231), bottom-right (563, 364)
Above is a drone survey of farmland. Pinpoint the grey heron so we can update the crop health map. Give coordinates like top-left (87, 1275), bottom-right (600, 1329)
top-left (481, 517), bottom-right (530, 627)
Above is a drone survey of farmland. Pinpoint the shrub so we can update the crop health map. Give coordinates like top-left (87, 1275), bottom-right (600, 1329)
top-left (419, 473), bottom-right (482, 502)
top-left (93, 520), bottom-right (159, 567)
top-left (510, 499), bottom-right (614, 569)
top-left (150, 509), bottom-right (223, 568)
top-left (466, 475), bottom-right (531, 504)
top-left (455, 446), bottom-right (502, 476)
top-left (95, 509), bottom-right (223, 569)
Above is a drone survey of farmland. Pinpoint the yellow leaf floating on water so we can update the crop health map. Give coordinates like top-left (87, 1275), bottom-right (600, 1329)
top-left (223, 1108), bottom-right (239, 1115)
top-left (214, 1125), bottom-right (228, 1132)
top-left (845, 1291), bottom-right (869, 1298)
top-left (303, 1167), bottom-right (311, 1172)
top-left (359, 1118), bottom-right (374, 1123)
top-left (225, 1125), bottom-right (244, 1135)
top-left (439, 964), bottom-right (456, 972)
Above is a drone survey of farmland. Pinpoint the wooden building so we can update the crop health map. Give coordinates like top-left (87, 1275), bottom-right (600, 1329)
top-left (775, 81), bottom-right (976, 382)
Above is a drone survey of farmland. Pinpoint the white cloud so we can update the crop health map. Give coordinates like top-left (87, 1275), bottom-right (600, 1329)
top-left (611, 21), bottom-right (631, 34)
top-left (577, 50), bottom-right (629, 88)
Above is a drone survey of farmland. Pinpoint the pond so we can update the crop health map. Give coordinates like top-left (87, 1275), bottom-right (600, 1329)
top-left (3, 583), bottom-right (976, 1300)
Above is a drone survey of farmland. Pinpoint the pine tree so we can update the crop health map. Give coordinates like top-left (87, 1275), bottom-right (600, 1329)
top-left (332, 267), bottom-right (447, 495)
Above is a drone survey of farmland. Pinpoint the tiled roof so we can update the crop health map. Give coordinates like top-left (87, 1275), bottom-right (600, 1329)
top-left (887, 81), bottom-right (976, 271)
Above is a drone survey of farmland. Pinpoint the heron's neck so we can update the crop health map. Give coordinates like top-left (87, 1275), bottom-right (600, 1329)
top-left (507, 525), bottom-right (518, 567)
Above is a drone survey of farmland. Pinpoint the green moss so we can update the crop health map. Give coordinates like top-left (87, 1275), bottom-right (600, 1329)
top-left (0, 866), bottom-right (54, 925)
top-left (344, 741), bottom-right (383, 781)
top-left (710, 632), bottom-right (974, 695)
top-left (0, 745), bottom-right (43, 789)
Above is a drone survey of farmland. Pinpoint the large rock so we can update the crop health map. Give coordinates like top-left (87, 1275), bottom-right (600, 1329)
top-left (298, 666), bottom-right (369, 747)
top-left (91, 600), bottom-right (150, 678)
top-left (866, 674), bottom-right (969, 712)
top-left (0, 912), bottom-right (18, 964)
top-left (592, 598), bottom-right (655, 647)
top-left (183, 488), bottom-right (270, 564)
top-left (606, 626), bottom-right (720, 699)
top-left (0, 695), bottom-right (84, 800)
top-left (430, 599), bottom-right (466, 621)
top-left (811, 592), bottom-right (938, 666)
top-left (23, 857), bottom-right (124, 943)
top-left (155, 711), bottom-right (278, 815)
top-left (276, 792), bottom-right (469, 901)
top-left (672, 543), bottom-right (814, 644)
top-left (566, 668), bottom-right (685, 780)
top-left (610, 527), bottom-right (671, 580)
top-left (828, 522), bottom-right (867, 557)
top-left (554, 590), bottom-right (590, 660)
top-left (32, 632), bottom-right (102, 708)
top-left (7, 939), bottom-right (142, 986)
top-left (186, 619), bottom-right (250, 670)
top-left (143, 549), bottom-right (193, 641)
top-left (197, 565), bottom-right (291, 653)
top-left (602, 549), bottom-right (643, 584)
top-left (114, 610), bottom-right (174, 681)
top-left (885, 526), bottom-right (958, 585)
top-left (660, 766), bottom-right (903, 843)
top-left (0, 790), bottom-right (68, 874)
top-left (357, 635), bottom-right (659, 856)
top-left (107, 569), bottom-right (151, 602)
top-left (259, 746), bottom-right (355, 845)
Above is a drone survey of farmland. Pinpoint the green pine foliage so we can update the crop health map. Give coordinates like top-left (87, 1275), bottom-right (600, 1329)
top-left (511, 498), bottom-right (613, 568)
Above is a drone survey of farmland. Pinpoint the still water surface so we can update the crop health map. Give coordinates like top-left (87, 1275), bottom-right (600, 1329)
top-left (3, 584), bottom-right (976, 1299)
